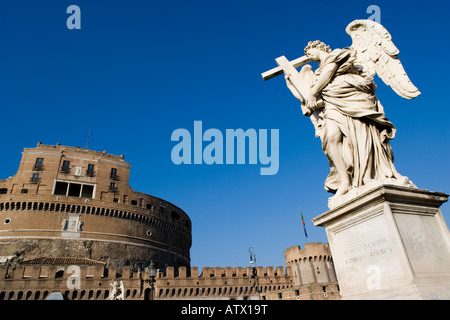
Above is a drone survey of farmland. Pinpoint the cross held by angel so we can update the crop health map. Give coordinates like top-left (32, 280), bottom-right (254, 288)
top-left (262, 19), bottom-right (420, 202)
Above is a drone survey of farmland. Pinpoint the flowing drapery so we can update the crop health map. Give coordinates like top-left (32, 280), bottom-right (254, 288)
top-left (317, 48), bottom-right (400, 192)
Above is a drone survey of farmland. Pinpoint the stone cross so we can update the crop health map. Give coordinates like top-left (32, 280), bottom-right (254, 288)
top-left (262, 55), bottom-right (323, 115)
top-left (261, 55), bottom-right (311, 81)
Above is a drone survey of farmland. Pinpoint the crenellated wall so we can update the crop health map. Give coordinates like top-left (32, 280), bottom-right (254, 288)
top-left (0, 262), bottom-right (292, 301)
top-left (0, 242), bottom-right (340, 300)
top-left (155, 265), bottom-right (292, 300)
top-left (0, 260), bottom-right (150, 300)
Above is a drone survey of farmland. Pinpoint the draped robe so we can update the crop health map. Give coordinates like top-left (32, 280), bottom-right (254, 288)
top-left (313, 47), bottom-right (400, 193)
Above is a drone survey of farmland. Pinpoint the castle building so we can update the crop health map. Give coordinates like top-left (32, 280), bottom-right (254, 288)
top-left (0, 143), bottom-right (192, 270)
top-left (0, 143), bottom-right (340, 300)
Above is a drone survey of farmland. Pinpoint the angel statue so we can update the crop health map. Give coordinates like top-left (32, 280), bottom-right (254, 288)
top-left (107, 280), bottom-right (125, 300)
top-left (262, 19), bottom-right (420, 207)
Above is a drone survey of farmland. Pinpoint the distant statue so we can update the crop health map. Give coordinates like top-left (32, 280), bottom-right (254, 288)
top-left (262, 20), bottom-right (420, 206)
top-left (108, 280), bottom-right (125, 300)
top-left (5, 251), bottom-right (24, 278)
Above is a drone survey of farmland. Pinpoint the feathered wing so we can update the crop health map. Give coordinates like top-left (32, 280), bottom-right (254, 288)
top-left (346, 19), bottom-right (421, 99)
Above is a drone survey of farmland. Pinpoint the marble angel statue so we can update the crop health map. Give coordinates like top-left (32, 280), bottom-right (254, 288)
top-left (264, 19), bottom-right (421, 205)
top-left (107, 280), bottom-right (125, 300)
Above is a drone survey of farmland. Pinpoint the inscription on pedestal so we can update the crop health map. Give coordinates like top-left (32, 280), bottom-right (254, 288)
top-left (331, 210), bottom-right (405, 291)
top-left (344, 238), bottom-right (393, 265)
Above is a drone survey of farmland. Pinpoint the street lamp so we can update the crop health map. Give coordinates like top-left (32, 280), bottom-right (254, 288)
top-left (147, 260), bottom-right (157, 300)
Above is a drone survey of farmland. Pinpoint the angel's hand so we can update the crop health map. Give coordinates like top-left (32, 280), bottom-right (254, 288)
top-left (306, 93), bottom-right (318, 110)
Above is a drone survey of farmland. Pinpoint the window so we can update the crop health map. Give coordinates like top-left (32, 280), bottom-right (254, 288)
top-left (171, 211), bottom-right (180, 220)
top-left (0, 188), bottom-right (8, 194)
top-left (86, 267), bottom-right (95, 278)
top-left (159, 206), bottom-right (165, 214)
top-left (55, 270), bottom-right (64, 279)
top-left (23, 266), bottom-right (33, 279)
top-left (130, 200), bottom-right (137, 206)
top-left (39, 267), bottom-right (49, 278)
top-left (61, 160), bottom-right (70, 173)
top-left (34, 158), bottom-right (44, 170)
top-left (86, 164), bottom-right (95, 177)
top-left (110, 168), bottom-right (118, 180)
top-left (54, 182), bottom-right (69, 195)
top-left (68, 183), bottom-right (81, 197)
top-left (30, 173), bottom-right (40, 183)
top-left (53, 181), bottom-right (94, 199)
top-left (109, 182), bottom-right (116, 192)
top-left (81, 185), bottom-right (94, 198)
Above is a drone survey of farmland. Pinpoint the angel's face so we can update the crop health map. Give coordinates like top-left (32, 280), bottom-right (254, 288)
top-left (306, 48), bottom-right (321, 62)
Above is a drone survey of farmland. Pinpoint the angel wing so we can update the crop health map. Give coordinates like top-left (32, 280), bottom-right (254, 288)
top-left (346, 19), bottom-right (420, 99)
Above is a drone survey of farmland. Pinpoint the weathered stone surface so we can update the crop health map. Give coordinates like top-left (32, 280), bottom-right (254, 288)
top-left (313, 184), bottom-right (450, 299)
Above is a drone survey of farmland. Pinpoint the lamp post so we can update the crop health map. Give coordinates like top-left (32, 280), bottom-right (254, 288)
top-left (147, 260), bottom-right (157, 300)
top-left (249, 247), bottom-right (261, 300)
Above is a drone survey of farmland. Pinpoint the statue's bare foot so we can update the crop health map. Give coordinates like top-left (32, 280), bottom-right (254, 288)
top-left (335, 182), bottom-right (351, 196)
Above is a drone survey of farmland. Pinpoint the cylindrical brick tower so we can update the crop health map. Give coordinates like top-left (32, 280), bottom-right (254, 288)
top-left (284, 242), bottom-right (338, 286)
top-left (0, 143), bottom-right (191, 271)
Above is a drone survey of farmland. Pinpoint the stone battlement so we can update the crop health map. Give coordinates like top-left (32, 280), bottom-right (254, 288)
top-left (161, 265), bottom-right (289, 279)
top-left (284, 242), bottom-right (333, 263)
top-left (0, 262), bottom-right (293, 300)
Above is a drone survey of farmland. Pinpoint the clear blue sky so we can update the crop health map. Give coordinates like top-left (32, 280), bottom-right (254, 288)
top-left (0, 0), bottom-right (448, 270)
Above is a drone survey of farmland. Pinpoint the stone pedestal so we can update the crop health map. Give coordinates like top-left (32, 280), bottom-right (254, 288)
top-left (312, 184), bottom-right (450, 299)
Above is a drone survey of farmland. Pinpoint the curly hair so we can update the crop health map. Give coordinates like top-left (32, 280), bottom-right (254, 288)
top-left (304, 40), bottom-right (332, 55)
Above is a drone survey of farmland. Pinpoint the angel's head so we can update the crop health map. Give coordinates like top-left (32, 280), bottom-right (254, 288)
top-left (304, 40), bottom-right (332, 62)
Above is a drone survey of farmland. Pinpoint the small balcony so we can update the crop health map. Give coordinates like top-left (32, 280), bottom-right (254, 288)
top-left (60, 167), bottom-right (71, 174)
top-left (86, 170), bottom-right (95, 177)
top-left (29, 177), bottom-right (40, 184)
top-left (33, 165), bottom-right (44, 171)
